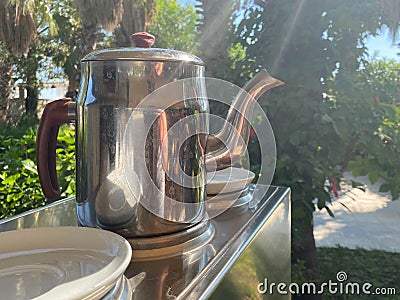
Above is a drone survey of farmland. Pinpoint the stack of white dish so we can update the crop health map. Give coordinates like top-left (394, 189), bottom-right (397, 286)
top-left (0, 227), bottom-right (132, 300)
top-left (206, 167), bottom-right (255, 215)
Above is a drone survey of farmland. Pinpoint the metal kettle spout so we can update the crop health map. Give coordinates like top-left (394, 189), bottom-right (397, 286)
top-left (205, 69), bottom-right (284, 171)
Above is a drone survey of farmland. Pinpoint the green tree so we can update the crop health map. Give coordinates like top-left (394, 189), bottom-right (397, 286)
top-left (148, 0), bottom-right (198, 52)
top-left (336, 59), bottom-right (400, 200)
top-left (195, 0), bottom-right (236, 75)
top-left (13, 1), bottom-right (60, 115)
top-left (359, 59), bottom-right (400, 106)
top-left (0, 0), bottom-right (36, 123)
top-left (0, 0), bottom-right (64, 121)
top-left (66, 0), bottom-right (124, 95)
top-left (0, 0), bottom-right (146, 119)
top-left (69, 0), bottom-right (157, 92)
top-left (218, 1), bottom-right (397, 294)
top-left (50, 0), bottom-right (82, 95)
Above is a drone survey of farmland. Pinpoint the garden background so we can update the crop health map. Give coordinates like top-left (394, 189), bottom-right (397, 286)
top-left (1, 0), bottom-right (400, 299)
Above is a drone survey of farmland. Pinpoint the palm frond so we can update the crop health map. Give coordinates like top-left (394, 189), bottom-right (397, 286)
top-left (74, 0), bottom-right (124, 31)
top-left (0, 0), bottom-right (36, 55)
top-left (380, 0), bottom-right (400, 41)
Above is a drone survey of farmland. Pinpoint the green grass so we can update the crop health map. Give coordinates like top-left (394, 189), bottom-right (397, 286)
top-left (317, 247), bottom-right (400, 299)
top-left (211, 246), bottom-right (400, 299)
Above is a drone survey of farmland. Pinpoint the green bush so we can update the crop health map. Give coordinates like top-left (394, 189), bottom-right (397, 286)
top-left (0, 124), bottom-right (75, 219)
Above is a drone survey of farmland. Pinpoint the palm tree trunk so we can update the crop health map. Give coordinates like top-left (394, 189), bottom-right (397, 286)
top-left (115, 0), bottom-right (157, 47)
top-left (25, 84), bottom-right (39, 114)
top-left (68, 0), bottom-right (127, 97)
top-left (70, 22), bottom-right (99, 95)
top-left (64, 21), bottom-right (99, 99)
top-left (290, 179), bottom-right (321, 299)
top-left (0, 54), bottom-right (13, 124)
top-left (66, 73), bottom-right (80, 100)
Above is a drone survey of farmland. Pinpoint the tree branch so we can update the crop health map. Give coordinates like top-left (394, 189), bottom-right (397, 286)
top-left (38, 26), bottom-right (49, 36)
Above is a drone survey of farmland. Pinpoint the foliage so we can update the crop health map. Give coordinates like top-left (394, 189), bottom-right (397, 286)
top-left (340, 59), bottom-right (400, 200)
top-left (0, 0), bottom-right (72, 119)
top-left (215, 0), bottom-right (400, 280)
top-left (0, 0), bottom-right (36, 56)
top-left (379, 0), bottom-right (400, 40)
top-left (229, 0), bottom-right (373, 230)
top-left (194, 0), bottom-right (237, 75)
top-left (148, 0), bottom-right (198, 52)
top-left (0, 0), bottom-right (153, 119)
top-left (0, 0), bottom-right (47, 121)
top-left (0, 123), bottom-right (75, 219)
top-left (359, 59), bottom-right (400, 106)
top-left (317, 247), bottom-right (400, 299)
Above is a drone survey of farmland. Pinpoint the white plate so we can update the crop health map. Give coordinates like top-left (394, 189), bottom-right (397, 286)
top-left (206, 186), bottom-right (253, 214)
top-left (206, 167), bottom-right (255, 195)
top-left (0, 227), bottom-right (132, 300)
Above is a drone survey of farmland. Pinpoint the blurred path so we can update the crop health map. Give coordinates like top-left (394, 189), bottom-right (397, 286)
top-left (313, 173), bottom-right (400, 253)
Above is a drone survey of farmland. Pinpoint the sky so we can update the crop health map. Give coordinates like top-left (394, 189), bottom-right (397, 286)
top-left (366, 27), bottom-right (400, 60)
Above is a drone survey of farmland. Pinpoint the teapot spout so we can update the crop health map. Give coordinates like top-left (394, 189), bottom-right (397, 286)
top-left (205, 69), bottom-right (284, 171)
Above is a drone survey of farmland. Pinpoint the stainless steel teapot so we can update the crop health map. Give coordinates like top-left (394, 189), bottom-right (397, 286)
top-left (36, 32), bottom-right (283, 237)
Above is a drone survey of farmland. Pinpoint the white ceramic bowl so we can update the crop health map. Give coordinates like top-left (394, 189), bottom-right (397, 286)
top-left (0, 227), bottom-right (132, 300)
top-left (206, 167), bottom-right (255, 195)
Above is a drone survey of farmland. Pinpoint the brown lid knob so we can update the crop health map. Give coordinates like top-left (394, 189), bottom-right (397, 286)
top-left (130, 32), bottom-right (155, 48)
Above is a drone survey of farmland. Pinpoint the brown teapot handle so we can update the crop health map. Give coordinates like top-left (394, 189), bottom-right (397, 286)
top-left (37, 98), bottom-right (75, 200)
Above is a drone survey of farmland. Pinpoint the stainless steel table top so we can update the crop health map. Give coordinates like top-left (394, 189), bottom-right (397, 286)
top-left (0, 185), bottom-right (291, 300)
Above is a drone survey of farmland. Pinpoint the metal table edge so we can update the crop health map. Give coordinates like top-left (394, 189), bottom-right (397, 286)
top-left (179, 186), bottom-right (291, 299)
top-left (0, 196), bottom-right (76, 225)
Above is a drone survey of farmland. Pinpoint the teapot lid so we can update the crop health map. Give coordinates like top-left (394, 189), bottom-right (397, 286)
top-left (82, 32), bottom-right (204, 65)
